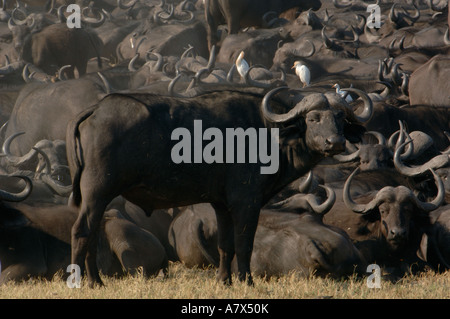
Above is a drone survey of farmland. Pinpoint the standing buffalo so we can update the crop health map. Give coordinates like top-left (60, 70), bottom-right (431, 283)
top-left (204, 0), bottom-right (322, 50)
top-left (66, 85), bottom-right (372, 287)
top-left (10, 22), bottom-right (103, 78)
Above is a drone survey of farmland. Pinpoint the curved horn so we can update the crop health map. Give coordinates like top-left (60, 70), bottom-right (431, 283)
top-left (226, 64), bottom-right (236, 83)
top-left (366, 130), bottom-right (386, 146)
top-left (333, 0), bottom-right (352, 9)
top-left (117, 0), bottom-right (138, 10)
top-left (244, 65), bottom-right (272, 89)
top-left (389, 3), bottom-right (398, 25)
top-left (333, 148), bottom-right (360, 162)
top-left (390, 63), bottom-right (402, 86)
top-left (180, 44), bottom-right (195, 60)
top-left (206, 45), bottom-right (216, 71)
top-left (321, 25), bottom-right (335, 49)
top-left (57, 5), bottom-right (67, 23)
top-left (81, 7), bottom-right (106, 28)
top-left (31, 147), bottom-right (72, 197)
top-left (343, 167), bottom-right (383, 214)
top-left (11, 7), bottom-right (28, 25)
top-left (145, 51), bottom-right (164, 72)
top-left (377, 59), bottom-right (385, 82)
top-left (174, 8), bottom-right (194, 24)
top-left (355, 14), bottom-right (366, 34)
top-left (444, 28), bottom-right (450, 46)
top-left (128, 53), bottom-right (140, 72)
top-left (0, 175), bottom-right (33, 202)
top-left (341, 87), bottom-right (373, 123)
top-left (412, 169), bottom-right (445, 212)
top-left (305, 184), bottom-right (336, 216)
top-left (57, 65), bottom-right (71, 81)
top-left (168, 73), bottom-right (184, 97)
top-left (261, 86), bottom-right (301, 123)
top-left (156, 3), bottom-right (174, 21)
top-left (403, 3), bottom-right (420, 23)
top-left (298, 171), bottom-right (313, 193)
top-left (8, 17), bottom-right (15, 30)
top-left (0, 120), bottom-right (8, 140)
top-left (394, 140), bottom-right (450, 176)
top-left (22, 63), bottom-right (34, 83)
top-left (262, 87), bottom-right (331, 124)
top-left (1, 132), bottom-right (41, 168)
top-left (97, 72), bottom-right (112, 94)
top-left (396, 120), bottom-right (414, 160)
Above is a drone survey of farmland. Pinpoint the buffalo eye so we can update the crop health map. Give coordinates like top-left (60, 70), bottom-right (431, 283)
top-left (306, 112), bottom-right (321, 123)
top-left (379, 204), bottom-right (389, 216)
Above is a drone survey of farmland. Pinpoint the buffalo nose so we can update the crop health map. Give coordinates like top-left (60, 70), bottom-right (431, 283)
top-left (390, 228), bottom-right (406, 240)
top-left (325, 135), bottom-right (346, 149)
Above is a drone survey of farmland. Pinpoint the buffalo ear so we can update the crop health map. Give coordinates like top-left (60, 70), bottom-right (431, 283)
top-left (344, 123), bottom-right (366, 144)
top-left (279, 121), bottom-right (306, 146)
top-left (416, 233), bottom-right (429, 262)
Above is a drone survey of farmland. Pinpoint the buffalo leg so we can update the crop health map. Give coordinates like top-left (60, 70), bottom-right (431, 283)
top-left (204, 2), bottom-right (219, 51)
top-left (71, 198), bottom-right (110, 287)
top-left (212, 203), bottom-right (234, 285)
top-left (232, 207), bottom-right (259, 286)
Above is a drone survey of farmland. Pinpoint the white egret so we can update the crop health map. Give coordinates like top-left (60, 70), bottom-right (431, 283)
top-left (236, 51), bottom-right (249, 79)
top-left (292, 61), bottom-right (310, 87)
top-left (332, 83), bottom-right (353, 102)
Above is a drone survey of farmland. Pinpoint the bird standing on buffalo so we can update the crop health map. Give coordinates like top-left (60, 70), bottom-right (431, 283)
top-left (292, 61), bottom-right (310, 87)
top-left (236, 51), bottom-right (250, 80)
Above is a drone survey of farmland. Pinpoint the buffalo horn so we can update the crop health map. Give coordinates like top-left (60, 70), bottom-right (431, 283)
top-left (343, 167), bottom-right (378, 214)
top-left (394, 140), bottom-right (450, 176)
top-left (341, 87), bottom-right (373, 123)
top-left (305, 184), bottom-right (336, 216)
top-left (0, 175), bottom-right (32, 202)
top-left (412, 169), bottom-right (445, 212)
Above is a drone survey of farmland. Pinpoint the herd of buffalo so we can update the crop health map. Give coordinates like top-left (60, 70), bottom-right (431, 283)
top-left (0, 0), bottom-right (449, 289)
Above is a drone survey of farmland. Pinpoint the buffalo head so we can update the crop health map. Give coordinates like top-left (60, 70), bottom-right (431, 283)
top-left (261, 86), bottom-right (372, 158)
top-left (344, 167), bottom-right (445, 251)
top-left (8, 18), bottom-right (30, 52)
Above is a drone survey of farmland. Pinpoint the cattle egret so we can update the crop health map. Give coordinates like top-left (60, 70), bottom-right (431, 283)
top-left (333, 83), bottom-right (353, 102)
top-left (292, 61), bottom-right (310, 87)
top-left (236, 51), bottom-right (249, 79)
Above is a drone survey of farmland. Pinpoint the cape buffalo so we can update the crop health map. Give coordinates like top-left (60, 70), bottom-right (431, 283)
top-left (324, 166), bottom-right (445, 273)
top-left (11, 22), bottom-right (103, 78)
top-left (66, 85), bottom-right (372, 287)
top-left (0, 175), bottom-right (168, 284)
top-left (169, 187), bottom-right (365, 279)
top-left (204, 0), bottom-right (322, 50)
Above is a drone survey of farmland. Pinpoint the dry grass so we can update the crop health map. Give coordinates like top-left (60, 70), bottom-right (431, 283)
top-left (0, 262), bottom-right (449, 299)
